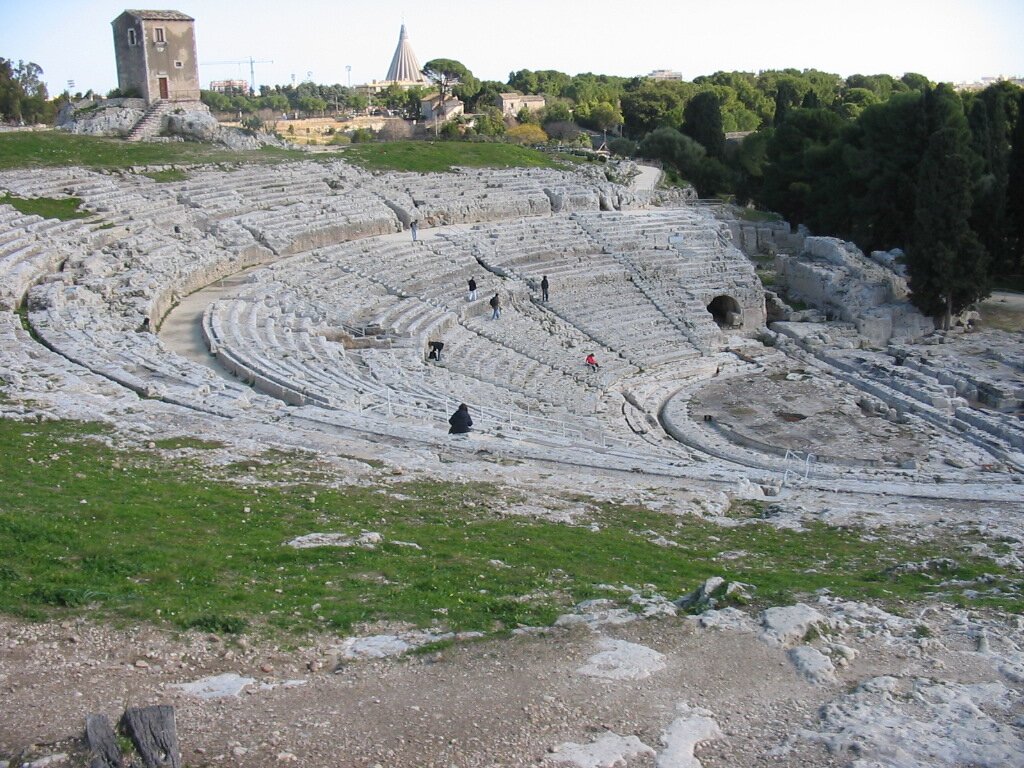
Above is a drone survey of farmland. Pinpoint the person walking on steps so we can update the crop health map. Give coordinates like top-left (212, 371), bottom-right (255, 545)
top-left (468, 277), bottom-right (478, 301)
top-left (489, 293), bottom-right (501, 320)
top-left (586, 353), bottom-right (600, 371)
top-left (410, 220), bottom-right (419, 242)
top-left (541, 275), bottom-right (549, 302)
top-left (448, 403), bottom-right (473, 434)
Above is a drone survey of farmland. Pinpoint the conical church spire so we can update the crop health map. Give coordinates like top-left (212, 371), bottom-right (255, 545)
top-left (385, 24), bottom-right (426, 84)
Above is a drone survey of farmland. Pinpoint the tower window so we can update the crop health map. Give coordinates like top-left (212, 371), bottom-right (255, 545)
top-left (154, 27), bottom-right (166, 43)
top-left (127, 28), bottom-right (137, 46)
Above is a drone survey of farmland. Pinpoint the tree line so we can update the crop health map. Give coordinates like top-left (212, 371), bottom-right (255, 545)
top-left (4, 56), bottom-right (1022, 322)
top-left (0, 58), bottom-right (55, 125)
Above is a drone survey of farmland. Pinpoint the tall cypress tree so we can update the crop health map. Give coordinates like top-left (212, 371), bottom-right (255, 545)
top-left (907, 127), bottom-right (989, 327)
top-left (967, 85), bottom-right (1014, 276)
top-left (1006, 92), bottom-right (1024, 278)
top-left (682, 91), bottom-right (725, 159)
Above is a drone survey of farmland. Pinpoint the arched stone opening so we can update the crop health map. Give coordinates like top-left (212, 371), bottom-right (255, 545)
top-left (707, 295), bottom-right (742, 328)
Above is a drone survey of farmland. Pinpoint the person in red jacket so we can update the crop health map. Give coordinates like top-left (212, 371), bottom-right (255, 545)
top-left (585, 353), bottom-right (599, 371)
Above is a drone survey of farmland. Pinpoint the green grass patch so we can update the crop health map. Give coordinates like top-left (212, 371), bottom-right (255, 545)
top-left (0, 419), bottom-right (1019, 639)
top-left (0, 131), bottom-right (306, 171)
top-left (0, 192), bottom-right (91, 221)
top-left (733, 207), bottom-right (783, 223)
top-left (152, 436), bottom-right (225, 451)
top-left (340, 141), bottom-right (563, 173)
top-left (142, 168), bottom-right (189, 183)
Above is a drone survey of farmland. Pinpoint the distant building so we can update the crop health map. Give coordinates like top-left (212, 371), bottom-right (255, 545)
top-left (362, 24), bottom-right (428, 96)
top-left (209, 79), bottom-right (248, 94)
top-left (648, 69), bottom-right (683, 81)
top-left (111, 10), bottom-right (201, 104)
top-left (421, 94), bottom-right (464, 122)
top-left (953, 75), bottom-right (1024, 92)
top-left (497, 93), bottom-right (546, 118)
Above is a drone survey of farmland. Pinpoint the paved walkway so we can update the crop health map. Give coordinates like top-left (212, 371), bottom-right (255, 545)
top-left (630, 163), bottom-right (662, 193)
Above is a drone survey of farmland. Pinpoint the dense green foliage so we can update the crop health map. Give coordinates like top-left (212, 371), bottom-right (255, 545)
top-left (0, 419), bottom-right (1018, 637)
top-left (0, 58), bottom-right (54, 124)
top-left (746, 80), bottom-right (1022, 316)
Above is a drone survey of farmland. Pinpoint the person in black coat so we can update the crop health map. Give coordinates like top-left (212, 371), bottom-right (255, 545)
top-left (448, 403), bottom-right (473, 434)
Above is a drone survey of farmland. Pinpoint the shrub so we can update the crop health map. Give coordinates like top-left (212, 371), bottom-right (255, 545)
top-left (506, 123), bottom-right (548, 145)
top-left (608, 137), bottom-right (637, 157)
top-left (349, 127), bottom-right (376, 143)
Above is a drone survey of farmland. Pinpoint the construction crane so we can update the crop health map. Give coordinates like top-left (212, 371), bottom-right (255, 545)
top-left (201, 57), bottom-right (274, 96)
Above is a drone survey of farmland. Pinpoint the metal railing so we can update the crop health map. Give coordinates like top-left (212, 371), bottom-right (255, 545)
top-left (782, 448), bottom-right (815, 485)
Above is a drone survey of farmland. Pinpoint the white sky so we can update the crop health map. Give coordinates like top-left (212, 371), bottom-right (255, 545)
top-left (1, 0), bottom-right (1022, 96)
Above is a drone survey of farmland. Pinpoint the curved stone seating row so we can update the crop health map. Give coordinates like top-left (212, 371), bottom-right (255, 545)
top-left (769, 327), bottom-right (1024, 470)
top-left (203, 287), bottom-right (626, 447)
top-left (268, 223), bottom-right (643, 402)
top-left (0, 205), bottom-right (97, 310)
top-left (201, 228), bottom-right (655, 446)
top-left (175, 161), bottom-right (336, 218)
top-left (29, 288), bottom-right (263, 418)
top-left (232, 195), bottom-right (400, 256)
top-left (473, 215), bottom-right (598, 264)
top-left (0, 159), bottom-right (770, 462)
top-left (459, 297), bottom-right (639, 388)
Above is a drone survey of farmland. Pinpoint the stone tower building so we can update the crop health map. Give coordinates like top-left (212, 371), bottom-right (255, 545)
top-left (111, 10), bottom-right (200, 104)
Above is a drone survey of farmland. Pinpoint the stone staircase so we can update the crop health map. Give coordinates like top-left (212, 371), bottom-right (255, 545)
top-left (126, 100), bottom-right (171, 142)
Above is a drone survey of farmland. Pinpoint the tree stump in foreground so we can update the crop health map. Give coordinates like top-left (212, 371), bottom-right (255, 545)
top-left (85, 713), bottom-right (122, 768)
top-left (119, 705), bottom-right (181, 768)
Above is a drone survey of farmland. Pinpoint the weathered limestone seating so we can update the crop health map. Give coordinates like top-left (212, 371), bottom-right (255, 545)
top-left (725, 216), bottom-right (805, 257)
top-left (459, 294), bottom-right (640, 388)
top-left (464, 213), bottom-right (714, 373)
top-left (770, 324), bottom-right (1024, 466)
top-left (0, 167), bottom-right (191, 234)
top-left (203, 297), bottom-right (369, 408)
top-left (775, 237), bottom-right (934, 347)
top-left (199, 221), bottom-right (661, 442)
top-left (364, 168), bottom-right (549, 225)
top-left (470, 215), bottom-right (599, 273)
top-left (891, 333), bottom-right (1024, 412)
top-left (0, 206), bottom-right (81, 310)
top-left (231, 193), bottom-right (400, 256)
top-left (362, 165), bottom-right (642, 228)
top-left (572, 208), bottom-right (766, 344)
top-left (0, 310), bottom-right (140, 412)
top-left (175, 162), bottom-right (336, 217)
top-left (203, 282), bottom-right (627, 446)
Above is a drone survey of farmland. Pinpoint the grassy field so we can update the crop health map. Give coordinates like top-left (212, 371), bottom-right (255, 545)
top-left (0, 131), bottom-right (306, 170)
top-left (339, 141), bottom-right (564, 173)
top-left (0, 131), bottom-right (565, 175)
top-left (1, 418), bottom-right (1018, 638)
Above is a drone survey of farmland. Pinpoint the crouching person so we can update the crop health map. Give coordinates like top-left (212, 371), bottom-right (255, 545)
top-left (448, 403), bottom-right (473, 434)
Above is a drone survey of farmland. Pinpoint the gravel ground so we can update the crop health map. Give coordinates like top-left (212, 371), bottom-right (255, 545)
top-left (3, 595), bottom-right (1021, 768)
